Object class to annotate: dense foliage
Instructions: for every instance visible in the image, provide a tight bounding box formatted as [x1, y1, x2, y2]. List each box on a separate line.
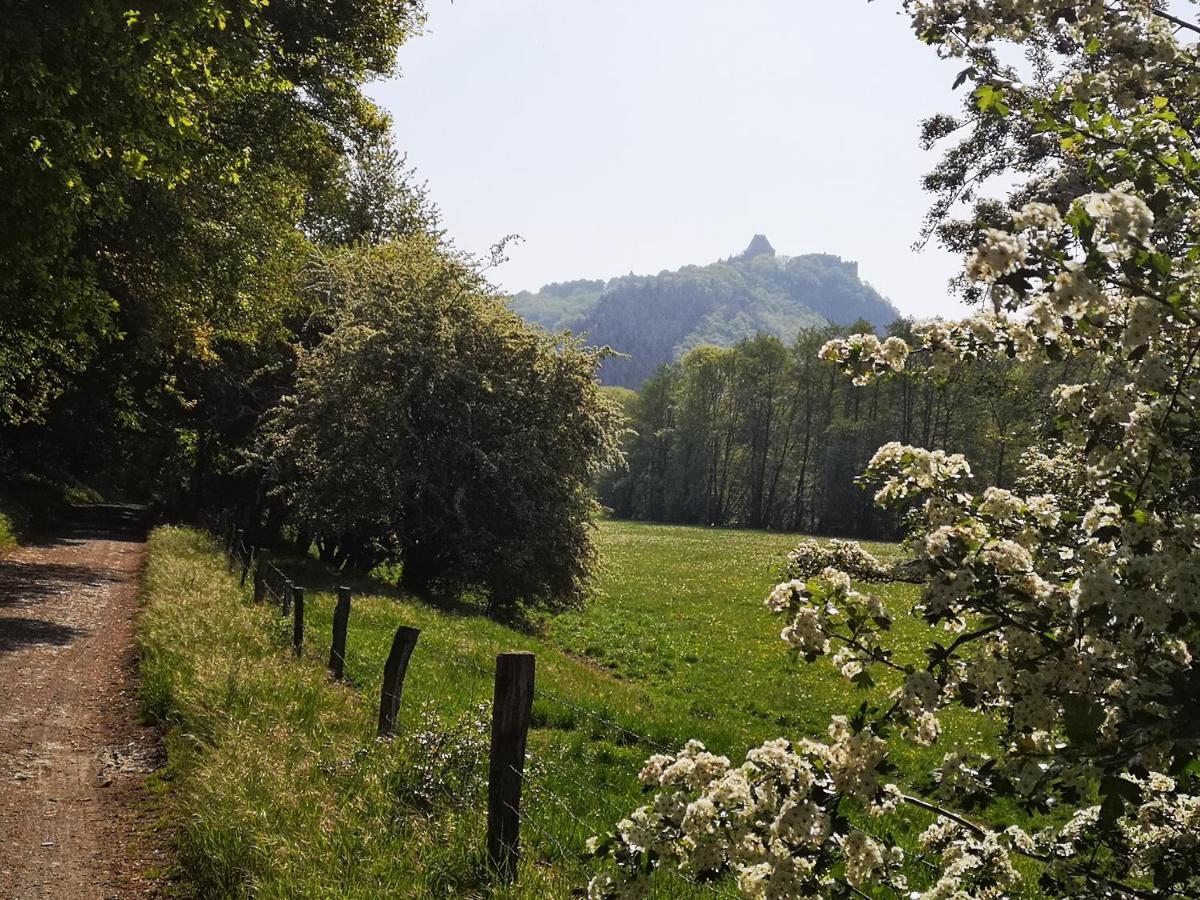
[0, 2, 452, 522]
[1, 3, 623, 611]
[0, 0, 424, 428]
[510, 236, 900, 388]
[258, 238, 623, 608]
[603, 324, 1062, 537]
[592, 2, 1200, 898]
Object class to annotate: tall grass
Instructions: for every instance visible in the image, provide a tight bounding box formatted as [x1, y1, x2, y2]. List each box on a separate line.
[139, 523, 1039, 897]
[140, 527, 718, 897]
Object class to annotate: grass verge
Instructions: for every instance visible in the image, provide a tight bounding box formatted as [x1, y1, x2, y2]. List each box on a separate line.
[141, 526, 711, 898]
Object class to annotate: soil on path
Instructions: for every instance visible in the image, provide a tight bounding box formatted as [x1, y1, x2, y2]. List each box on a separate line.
[0, 507, 163, 899]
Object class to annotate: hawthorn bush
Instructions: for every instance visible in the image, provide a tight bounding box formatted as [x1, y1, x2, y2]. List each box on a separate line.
[260, 236, 623, 610]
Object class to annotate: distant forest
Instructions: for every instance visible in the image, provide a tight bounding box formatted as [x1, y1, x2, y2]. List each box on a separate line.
[598, 322, 1069, 539]
[511, 238, 1062, 540]
[509, 235, 899, 387]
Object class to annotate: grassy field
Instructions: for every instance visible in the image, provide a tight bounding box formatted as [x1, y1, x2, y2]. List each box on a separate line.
[139, 520, 1017, 898]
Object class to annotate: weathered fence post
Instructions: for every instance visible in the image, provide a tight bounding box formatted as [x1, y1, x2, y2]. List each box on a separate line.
[487, 652, 535, 884]
[240, 545, 255, 587]
[282, 581, 293, 617]
[292, 587, 304, 656]
[252, 553, 267, 604]
[328, 587, 352, 679]
[377, 626, 421, 737]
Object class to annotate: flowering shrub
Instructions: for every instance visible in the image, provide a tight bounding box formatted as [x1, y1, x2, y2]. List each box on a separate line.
[396, 702, 490, 812]
[591, 3, 1200, 897]
[784, 539, 893, 584]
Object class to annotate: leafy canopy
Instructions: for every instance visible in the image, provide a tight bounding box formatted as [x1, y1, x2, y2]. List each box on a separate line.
[0, 0, 424, 424]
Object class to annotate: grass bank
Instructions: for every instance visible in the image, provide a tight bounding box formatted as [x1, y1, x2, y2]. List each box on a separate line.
[139, 522, 1026, 897]
[0, 498, 24, 549]
[140, 526, 703, 898]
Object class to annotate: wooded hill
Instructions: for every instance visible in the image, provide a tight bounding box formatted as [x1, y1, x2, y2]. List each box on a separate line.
[508, 235, 901, 387]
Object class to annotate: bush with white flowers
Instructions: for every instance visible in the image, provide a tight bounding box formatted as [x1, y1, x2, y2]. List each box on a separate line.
[783, 539, 894, 584]
[590, 2, 1200, 897]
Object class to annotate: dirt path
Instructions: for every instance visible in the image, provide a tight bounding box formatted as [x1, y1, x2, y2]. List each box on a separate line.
[0, 507, 162, 899]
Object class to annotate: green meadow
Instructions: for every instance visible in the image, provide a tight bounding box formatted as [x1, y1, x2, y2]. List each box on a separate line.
[139, 520, 1014, 898]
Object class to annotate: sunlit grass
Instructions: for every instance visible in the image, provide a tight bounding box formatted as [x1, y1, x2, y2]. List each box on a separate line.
[140, 521, 1035, 897]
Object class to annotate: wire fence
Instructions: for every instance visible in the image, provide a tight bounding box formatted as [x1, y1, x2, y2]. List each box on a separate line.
[214, 522, 752, 895]
[210, 519, 925, 898]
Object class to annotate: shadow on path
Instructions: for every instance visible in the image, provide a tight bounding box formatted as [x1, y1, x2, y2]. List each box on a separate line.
[0, 616, 83, 654]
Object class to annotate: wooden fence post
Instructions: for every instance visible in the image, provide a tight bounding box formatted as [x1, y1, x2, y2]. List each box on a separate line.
[253, 553, 267, 604]
[282, 581, 293, 617]
[377, 626, 421, 737]
[487, 652, 535, 884]
[240, 545, 255, 587]
[292, 587, 304, 656]
[329, 587, 352, 679]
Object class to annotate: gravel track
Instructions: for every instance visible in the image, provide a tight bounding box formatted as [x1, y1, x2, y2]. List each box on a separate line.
[0, 508, 163, 899]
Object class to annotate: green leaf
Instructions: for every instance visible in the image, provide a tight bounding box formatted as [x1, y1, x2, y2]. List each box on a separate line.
[1098, 776, 1142, 829]
[1062, 694, 1104, 747]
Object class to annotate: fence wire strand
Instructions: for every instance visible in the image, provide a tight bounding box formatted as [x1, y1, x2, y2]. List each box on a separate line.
[521, 759, 633, 824]
[534, 684, 676, 753]
[453, 652, 678, 754]
[518, 763, 609, 837]
[503, 799, 578, 867]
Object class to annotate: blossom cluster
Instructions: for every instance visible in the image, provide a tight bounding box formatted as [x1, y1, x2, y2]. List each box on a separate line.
[587, 732, 906, 899]
[784, 538, 892, 583]
[766, 566, 892, 683]
[818, 333, 909, 386]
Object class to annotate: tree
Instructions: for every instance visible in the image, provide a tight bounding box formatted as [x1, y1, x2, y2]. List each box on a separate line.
[600, 322, 1046, 538]
[591, 2, 1200, 897]
[0, 1, 424, 426]
[0, 1, 438, 512]
[259, 236, 623, 609]
[303, 135, 438, 247]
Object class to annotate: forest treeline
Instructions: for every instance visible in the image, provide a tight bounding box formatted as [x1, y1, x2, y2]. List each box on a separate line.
[600, 321, 1074, 538]
[2, 1, 429, 495]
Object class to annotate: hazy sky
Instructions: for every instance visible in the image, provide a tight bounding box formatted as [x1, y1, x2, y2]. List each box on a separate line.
[369, 1, 972, 319]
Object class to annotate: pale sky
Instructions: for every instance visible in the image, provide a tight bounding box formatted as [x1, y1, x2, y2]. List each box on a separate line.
[369, 0, 972, 319]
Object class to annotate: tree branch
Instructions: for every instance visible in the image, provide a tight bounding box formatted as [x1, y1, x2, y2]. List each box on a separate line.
[1150, 8, 1200, 36]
